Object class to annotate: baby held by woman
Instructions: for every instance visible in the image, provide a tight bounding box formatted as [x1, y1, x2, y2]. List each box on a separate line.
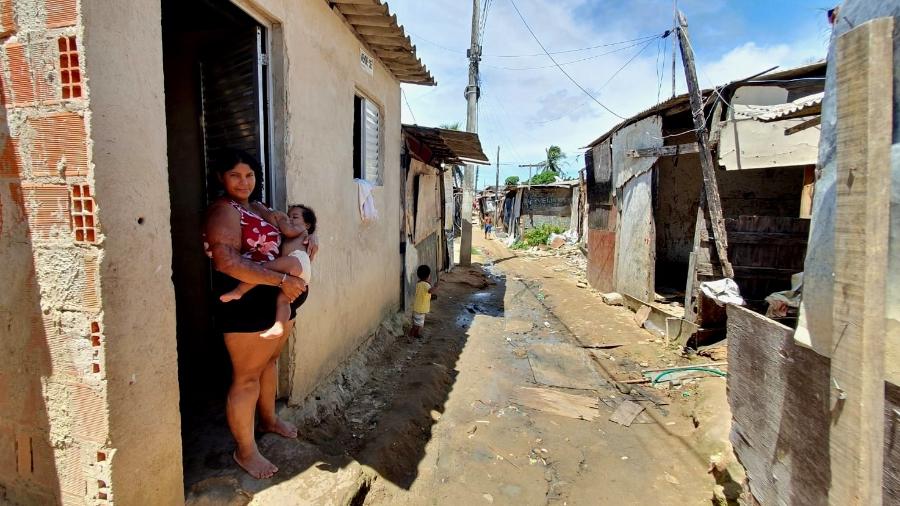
[221, 205, 317, 339]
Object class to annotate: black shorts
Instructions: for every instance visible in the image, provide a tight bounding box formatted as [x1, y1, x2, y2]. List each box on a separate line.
[213, 272, 308, 334]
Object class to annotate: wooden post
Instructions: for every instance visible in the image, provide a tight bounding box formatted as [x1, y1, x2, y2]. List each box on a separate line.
[828, 17, 893, 506]
[676, 11, 733, 278]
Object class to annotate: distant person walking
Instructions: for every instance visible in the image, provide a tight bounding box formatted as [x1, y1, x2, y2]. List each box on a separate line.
[483, 214, 493, 239]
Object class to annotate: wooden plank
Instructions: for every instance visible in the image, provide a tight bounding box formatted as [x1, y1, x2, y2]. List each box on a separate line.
[883, 382, 900, 503]
[785, 116, 821, 136]
[512, 387, 601, 421]
[625, 143, 699, 158]
[527, 343, 608, 390]
[609, 400, 645, 427]
[344, 13, 396, 27]
[676, 11, 733, 278]
[727, 305, 831, 505]
[696, 263, 800, 280]
[829, 17, 893, 505]
[699, 228, 809, 246]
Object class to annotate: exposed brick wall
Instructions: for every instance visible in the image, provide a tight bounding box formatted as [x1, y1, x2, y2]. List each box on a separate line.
[0, 1, 113, 504]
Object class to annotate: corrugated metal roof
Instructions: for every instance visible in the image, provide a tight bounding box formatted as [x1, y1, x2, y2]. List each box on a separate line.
[402, 124, 490, 165]
[734, 92, 824, 121]
[582, 61, 827, 149]
[328, 0, 435, 86]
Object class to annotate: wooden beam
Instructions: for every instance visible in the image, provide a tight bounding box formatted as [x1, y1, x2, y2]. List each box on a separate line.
[677, 11, 733, 278]
[344, 13, 396, 27]
[829, 16, 893, 506]
[785, 116, 822, 136]
[626, 143, 699, 158]
[354, 24, 398, 36]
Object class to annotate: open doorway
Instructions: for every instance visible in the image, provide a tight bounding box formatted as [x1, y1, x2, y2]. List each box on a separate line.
[161, 0, 275, 482]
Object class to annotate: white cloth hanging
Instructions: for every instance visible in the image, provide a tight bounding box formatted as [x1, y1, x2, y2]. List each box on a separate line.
[355, 178, 379, 223]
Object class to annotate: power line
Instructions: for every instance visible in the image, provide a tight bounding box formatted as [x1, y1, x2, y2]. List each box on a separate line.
[507, 0, 627, 120]
[406, 29, 662, 59]
[489, 33, 660, 58]
[401, 88, 418, 124]
[597, 35, 661, 89]
[482, 38, 654, 71]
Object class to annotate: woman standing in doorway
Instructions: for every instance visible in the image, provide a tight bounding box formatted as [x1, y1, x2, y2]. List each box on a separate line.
[204, 149, 318, 479]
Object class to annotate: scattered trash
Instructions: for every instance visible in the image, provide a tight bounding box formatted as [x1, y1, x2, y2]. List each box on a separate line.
[621, 456, 629, 460]
[700, 278, 744, 306]
[664, 472, 680, 486]
[601, 292, 625, 306]
[634, 306, 652, 327]
[609, 400, 646, 427]
[483, 493, 495, 503]
[580, 343, 624, 350]
[543, 321, 551, 328]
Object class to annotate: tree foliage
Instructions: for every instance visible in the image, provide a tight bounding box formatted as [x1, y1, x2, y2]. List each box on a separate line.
[504, 176, 520, 186]
[529, 170, 557, 185]
[439, 122, 462, 131]
[542, 145, 566, 173]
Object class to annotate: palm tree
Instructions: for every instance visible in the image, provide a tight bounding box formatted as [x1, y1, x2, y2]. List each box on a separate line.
[542, 145, 566, 173]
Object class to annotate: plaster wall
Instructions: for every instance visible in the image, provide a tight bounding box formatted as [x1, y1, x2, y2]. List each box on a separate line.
[240, 0, 406, 402]
[81, 0, 184, 503]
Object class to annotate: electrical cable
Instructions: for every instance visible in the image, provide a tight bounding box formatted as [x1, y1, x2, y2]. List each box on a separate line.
[401, 88, 418, 124]
[482, 38, 654, 71]
[507, 0, 626, 119]
[405, 29, 661, 59]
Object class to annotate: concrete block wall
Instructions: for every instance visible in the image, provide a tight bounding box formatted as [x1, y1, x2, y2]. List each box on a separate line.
[0, 1, 113, 503]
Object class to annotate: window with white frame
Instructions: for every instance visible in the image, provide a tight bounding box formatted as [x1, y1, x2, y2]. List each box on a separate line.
[353, 94, 382, 185]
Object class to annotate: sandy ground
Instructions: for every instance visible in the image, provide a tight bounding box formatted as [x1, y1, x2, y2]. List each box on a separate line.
[185, 232, 736, 506]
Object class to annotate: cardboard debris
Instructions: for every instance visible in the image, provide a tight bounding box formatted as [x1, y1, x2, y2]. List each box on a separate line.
[609, 400, 645, 427]
[512, 387, 601, 421]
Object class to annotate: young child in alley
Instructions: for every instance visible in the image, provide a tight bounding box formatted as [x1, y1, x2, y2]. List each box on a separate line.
[410, 265, 439, 338]
[221, 204, 318, 339]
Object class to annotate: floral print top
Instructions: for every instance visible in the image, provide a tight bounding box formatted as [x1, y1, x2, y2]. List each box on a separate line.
[205, 200, 281, 263]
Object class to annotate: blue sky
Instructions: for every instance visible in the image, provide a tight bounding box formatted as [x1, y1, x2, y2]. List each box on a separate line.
[390, 0, 832, 187]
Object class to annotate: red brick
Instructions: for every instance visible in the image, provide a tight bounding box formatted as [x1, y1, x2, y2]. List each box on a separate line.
[20, 183, 71, 241]
[45, 0, 77, 29]
[15, 431, 31, 477]
[70, 183, 97, 243]
[71, 384, 106, 444]
[81, 255, 100, 312]
[58, 36, 82, 100]
[4, 42, 54, 105]
[0, 135, 22, 178]
[30, 113, 88, 178]
[0, 0, 16, 37]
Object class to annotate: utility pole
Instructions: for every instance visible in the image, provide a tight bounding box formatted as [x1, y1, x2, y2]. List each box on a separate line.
[671, 0, 677, 97]
[519, 162, 544, 187]
[459, 0, 481, 266]
[494, 146, 500, 230]
[676, 10, 733, 278]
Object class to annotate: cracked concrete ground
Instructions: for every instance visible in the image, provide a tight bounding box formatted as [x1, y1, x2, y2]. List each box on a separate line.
[185, 233, 730, 505]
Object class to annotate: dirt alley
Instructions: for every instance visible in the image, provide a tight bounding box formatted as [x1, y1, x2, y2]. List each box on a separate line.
[185, 233, 733, 505]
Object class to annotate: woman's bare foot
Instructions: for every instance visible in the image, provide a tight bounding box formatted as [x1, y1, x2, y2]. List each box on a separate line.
[261, 418, 298, 439]
[220, 290, 243, 303]
[233, 449, 278, 479]
[260, 321, 284, 340]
